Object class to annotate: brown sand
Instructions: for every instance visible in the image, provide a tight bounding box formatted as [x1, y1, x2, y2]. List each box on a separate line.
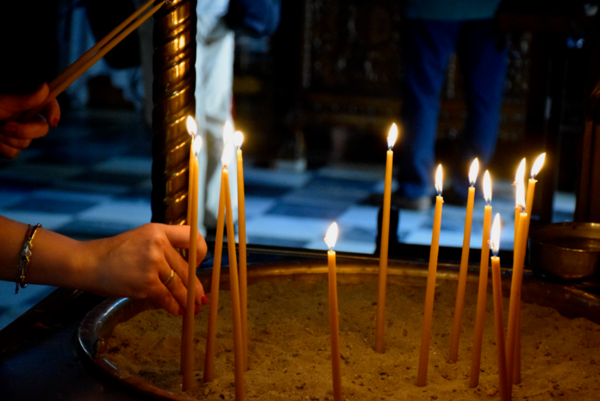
[105, 275, 600, 400]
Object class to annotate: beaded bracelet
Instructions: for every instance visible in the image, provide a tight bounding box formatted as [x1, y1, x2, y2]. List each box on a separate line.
[16, 223, 42, 294]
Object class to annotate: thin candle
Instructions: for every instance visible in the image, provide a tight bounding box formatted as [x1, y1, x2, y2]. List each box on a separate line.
[506, 178, 527, 391]
[376, 123, 398, 353]
[449, 158, 479, 363]
[513, 159, 526, 268]
[470, 170, 493, 388]
[490, 214, 510, 401]
[223, 142, 246, 400]
[182, 116, 201, 392]
[204, 123, 234, 382]
[234, 130, 248, 371]
[325, 222, 343, 401]
[417, 164, 444, 387]
[514, 152, 545, 384]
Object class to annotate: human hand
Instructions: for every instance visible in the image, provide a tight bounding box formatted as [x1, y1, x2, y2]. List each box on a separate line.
[0, 83, 61, 158]
[78, 223, 208, 316]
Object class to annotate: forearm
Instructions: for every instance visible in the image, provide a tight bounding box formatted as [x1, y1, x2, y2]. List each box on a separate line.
[0, 216, 85, 289]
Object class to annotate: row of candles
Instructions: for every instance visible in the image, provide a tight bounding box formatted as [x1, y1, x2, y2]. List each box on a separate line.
[181, 118, 544, 400]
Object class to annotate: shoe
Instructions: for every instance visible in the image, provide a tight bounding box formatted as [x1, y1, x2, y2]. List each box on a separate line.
[390, 193, 432, 211]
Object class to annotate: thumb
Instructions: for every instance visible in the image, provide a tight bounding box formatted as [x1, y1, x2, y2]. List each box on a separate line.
[0, 83, 49, 114]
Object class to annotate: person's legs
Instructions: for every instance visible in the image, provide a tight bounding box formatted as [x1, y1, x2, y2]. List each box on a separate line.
[196, 16, 236, 235]
[399, 20, 461, 205]
[457, 19, 507, 174]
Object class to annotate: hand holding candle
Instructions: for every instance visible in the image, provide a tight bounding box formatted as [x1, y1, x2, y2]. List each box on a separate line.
[490, 213, 510, 401]
[376, 123, 398, 353]
[417, 164, 444, 387]
[449, 158, 479, 363]
[324, 222, 343, 401]
[469, 170, 492, 388]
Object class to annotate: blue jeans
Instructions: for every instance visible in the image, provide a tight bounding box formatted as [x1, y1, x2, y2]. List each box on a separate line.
[398, 19, 508, 199]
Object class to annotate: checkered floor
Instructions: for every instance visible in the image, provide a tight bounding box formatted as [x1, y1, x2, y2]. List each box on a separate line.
[0, 109, 576, 329]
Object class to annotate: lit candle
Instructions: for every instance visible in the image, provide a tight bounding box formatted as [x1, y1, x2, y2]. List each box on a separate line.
[234, 130, 248, 371]
[222, 141, 246, 400]
[203, 176, 226, 383]
[490, 213, 510, 401]
[469, 170, 493, 388]
[182, 116, 202, 391]
[506, 177, 527, 391]
[514, 152, 545, 384]
[417, 164, 444, 387]
[511, 158, 525, 387]
[449, 157, 479, 363]
[324, 222, 343, 401]
[376, 123, 398, 353]
[204, 123, 233, 383]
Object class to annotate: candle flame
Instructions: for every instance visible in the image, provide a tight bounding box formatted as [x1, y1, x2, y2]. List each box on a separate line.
[233, 131, 244, 149]
[387, 123, 398, 150]
[483, 170, 492, 203]
[186, 116, 197, 137]
[324, 222, 339, 250]
[514, 158, 526, 185]
[223, 120, 234, 145]
[435, 164, 443, 195]
[469, 158, 479, 186]
[490, 213, 501, 256]
[531, 153, 546, 178]
[516, 176, 526, 210]
[192, 135, 202, 157]
[221, 140, 234, 166]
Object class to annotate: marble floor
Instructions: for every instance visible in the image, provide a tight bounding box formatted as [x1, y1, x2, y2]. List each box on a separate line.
[0, 109, 576, 330]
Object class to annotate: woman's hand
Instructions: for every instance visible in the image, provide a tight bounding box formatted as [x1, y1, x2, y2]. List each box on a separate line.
[0, 83, 61, 158]
[77, 223, 208, 316]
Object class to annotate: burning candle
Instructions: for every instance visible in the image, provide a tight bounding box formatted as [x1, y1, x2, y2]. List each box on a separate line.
[182, 116, 202, 391]
[506, 177, 527, 391]
[324, 222, 343, 401]
[513, 159, 526, 263]
[222, 140, 246, 400]
[469, 170, 493, 388]
[376, 123, 398, 353]
[204, 122, 235, 382]
[514, 152, 545, 384]
[490, 213, 510, 401]
[449, 158, 479, 363]
[417, 164, 444, 387]
[234, 130, 248, 370]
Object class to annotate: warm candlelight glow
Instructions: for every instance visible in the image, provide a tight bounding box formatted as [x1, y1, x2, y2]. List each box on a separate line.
[324, 222, 339, 250]
[515, 158, 526, 186]
[516, 178, 526, 211]
[223, 120, 234, 145]
[435, 164, 443, 195]
[469, 158, 479, 186]
[490, 213, 501, 256]
[192, 135, 202, 157]
[483, 170, 492, 204]
[234, 131, 244, 149]
[222, 141, 234, 166]
[186, 116, 197, 136]
[387, 123, 398, 149]
[531, 153, 546, 178]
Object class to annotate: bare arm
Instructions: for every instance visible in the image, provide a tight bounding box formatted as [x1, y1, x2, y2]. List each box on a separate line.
[0, 216, 207, 316]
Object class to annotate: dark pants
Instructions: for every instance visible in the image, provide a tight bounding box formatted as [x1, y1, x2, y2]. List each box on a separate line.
[399, 19, 508, 199]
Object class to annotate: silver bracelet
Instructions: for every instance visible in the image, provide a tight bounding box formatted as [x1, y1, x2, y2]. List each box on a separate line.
[16, 223, 42, 294]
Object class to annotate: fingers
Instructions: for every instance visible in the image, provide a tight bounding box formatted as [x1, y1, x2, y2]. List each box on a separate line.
[41, 98, 61, 128]
[0, 134, 33, 150]
[0, 83, 49, 117]
[1, 115, 50, 140]
[164, 244, 206, 307]
[162, 223, 208, 263]
[0, 142, 20, 158]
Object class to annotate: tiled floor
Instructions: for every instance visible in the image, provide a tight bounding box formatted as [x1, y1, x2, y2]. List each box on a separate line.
[0, 109, 576, 330]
